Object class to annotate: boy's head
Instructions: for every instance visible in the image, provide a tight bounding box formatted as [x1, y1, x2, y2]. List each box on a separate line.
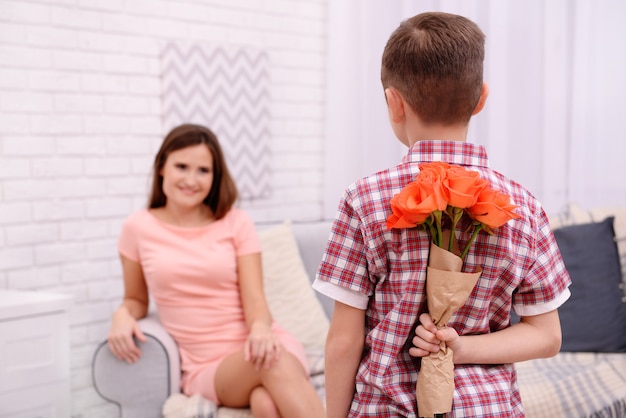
[381, 12, 485, 126]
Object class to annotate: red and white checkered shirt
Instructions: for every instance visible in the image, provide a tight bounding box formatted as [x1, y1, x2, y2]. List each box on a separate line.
[313, 141, 571, 417]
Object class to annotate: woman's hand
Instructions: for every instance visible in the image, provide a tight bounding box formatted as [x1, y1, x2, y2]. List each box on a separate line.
[107, 306, 147, 363]
[245, 321, 281, 371]
[409, 312, 460, 358]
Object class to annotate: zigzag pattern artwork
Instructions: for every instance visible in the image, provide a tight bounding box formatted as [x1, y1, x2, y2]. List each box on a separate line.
[160, 42, 272, 199]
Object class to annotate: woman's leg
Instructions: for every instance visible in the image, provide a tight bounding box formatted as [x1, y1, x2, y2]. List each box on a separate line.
[250, 386, 280, 418]
[214, 348, 325, 418]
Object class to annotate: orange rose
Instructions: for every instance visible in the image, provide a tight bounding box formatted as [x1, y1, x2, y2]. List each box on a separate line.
[386, 166, 447, 229]
[387, 162, 521, 260]
[467, 188, 521, 229]
[414, 164, 448, 210]
[386, 184, 430, 228]
[443, 165, 489, 209]
[418, 161, 451, 175]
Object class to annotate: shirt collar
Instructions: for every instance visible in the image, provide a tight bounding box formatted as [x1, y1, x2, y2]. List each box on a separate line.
[402, 140, 490, 168]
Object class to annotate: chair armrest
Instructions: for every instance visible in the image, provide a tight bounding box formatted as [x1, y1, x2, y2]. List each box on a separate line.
[137, 313, 181, 395]
[92, 312, 181, 418]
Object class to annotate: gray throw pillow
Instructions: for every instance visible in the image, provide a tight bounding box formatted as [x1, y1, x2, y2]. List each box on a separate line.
[554, 217, 626, 352]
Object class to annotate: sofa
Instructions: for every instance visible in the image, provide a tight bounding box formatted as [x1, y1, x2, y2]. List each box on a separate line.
[514, 204, 626, 417]
[93, 206, 626, 418]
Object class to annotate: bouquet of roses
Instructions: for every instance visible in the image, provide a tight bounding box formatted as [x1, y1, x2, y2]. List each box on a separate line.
[386, 161, 521, 418]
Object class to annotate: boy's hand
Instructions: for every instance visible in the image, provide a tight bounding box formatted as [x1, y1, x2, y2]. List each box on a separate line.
[409, 313, 460, 358]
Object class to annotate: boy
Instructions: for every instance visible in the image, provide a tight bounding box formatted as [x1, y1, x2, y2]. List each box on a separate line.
[312, 12, 571, 418]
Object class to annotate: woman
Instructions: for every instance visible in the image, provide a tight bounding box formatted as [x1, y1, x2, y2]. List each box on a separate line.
[107, 124, 325, 418]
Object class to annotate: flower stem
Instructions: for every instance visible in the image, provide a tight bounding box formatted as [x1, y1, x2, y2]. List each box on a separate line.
[433, 210, 443, 247]
[460, 223, 483, 260]
[426, 218, 436, 243]
[448, 207, 463, 252]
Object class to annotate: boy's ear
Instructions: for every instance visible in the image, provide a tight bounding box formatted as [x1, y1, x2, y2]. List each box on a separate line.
[472, 82, 489, 115]
[384, 88, 405, 123]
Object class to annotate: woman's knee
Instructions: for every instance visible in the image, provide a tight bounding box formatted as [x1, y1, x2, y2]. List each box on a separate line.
[250, 386, 280, 418]
[260, 352, 308, 387]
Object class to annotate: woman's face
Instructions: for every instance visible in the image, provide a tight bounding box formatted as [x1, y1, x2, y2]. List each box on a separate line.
[160, 144, 214, 210]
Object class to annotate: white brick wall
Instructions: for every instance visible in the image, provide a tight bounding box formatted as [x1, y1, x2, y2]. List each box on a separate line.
[0, 0, 328, 416]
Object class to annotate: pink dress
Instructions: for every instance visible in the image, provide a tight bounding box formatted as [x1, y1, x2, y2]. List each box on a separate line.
[118, 208, 308, 403]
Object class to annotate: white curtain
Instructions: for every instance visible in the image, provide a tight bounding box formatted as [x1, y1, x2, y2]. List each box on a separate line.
[324, 0, 626, 218]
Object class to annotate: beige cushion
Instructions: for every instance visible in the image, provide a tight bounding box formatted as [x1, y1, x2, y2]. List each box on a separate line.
[258, 220, 330, 351]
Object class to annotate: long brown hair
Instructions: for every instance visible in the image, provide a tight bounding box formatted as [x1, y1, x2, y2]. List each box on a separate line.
[148, 124, 238, 220]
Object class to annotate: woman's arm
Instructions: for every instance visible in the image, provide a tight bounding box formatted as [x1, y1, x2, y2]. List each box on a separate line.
[119, 255, 150, 318]
[237, 252, 280, 370]
[107, 254, 149, 363]
[410, 310, 562, 364]
[325, 301, 366, 418]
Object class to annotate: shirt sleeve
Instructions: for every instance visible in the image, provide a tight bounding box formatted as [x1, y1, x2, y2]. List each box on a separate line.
[118, 212, 141, 262]
[231, 208, 262, 256]
[312, 278, 369, 309]
[314, 189, 374, 307]
[512, 208, 572, 315]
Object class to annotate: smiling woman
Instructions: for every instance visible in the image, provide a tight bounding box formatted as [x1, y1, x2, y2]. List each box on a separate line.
[153, 143, 216, 227]
[148, 125, 238, 222]
[106, 124, 326, 418]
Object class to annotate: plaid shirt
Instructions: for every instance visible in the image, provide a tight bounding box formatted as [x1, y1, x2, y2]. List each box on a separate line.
[314, 141, 571, 417]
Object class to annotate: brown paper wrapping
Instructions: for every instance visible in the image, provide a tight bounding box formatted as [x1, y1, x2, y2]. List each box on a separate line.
[415, 241, 481, 418]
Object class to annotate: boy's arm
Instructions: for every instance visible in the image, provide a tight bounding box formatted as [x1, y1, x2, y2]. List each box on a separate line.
[411, 310, 562, 364]
[325, 301, 366, 418]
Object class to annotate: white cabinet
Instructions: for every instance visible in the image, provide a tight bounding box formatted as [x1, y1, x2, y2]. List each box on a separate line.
[0, 290, 73, 418]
